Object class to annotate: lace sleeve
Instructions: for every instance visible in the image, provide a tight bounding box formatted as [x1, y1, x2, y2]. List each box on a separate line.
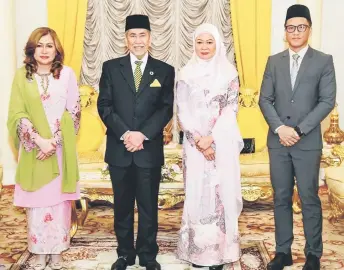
[53, 69, 81, 146]
[66, 69, 81, 134]
[53, 120, 62, 146]
[227, 77, 240, 114]
[68, 98, 81, 134]
[17, 118, 40, 152]
[52, 96, 80, 146]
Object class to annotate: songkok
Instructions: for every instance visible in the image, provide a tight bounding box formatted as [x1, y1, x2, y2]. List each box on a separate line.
[285, 4, 312, 25]
[125, 14, 151, 31]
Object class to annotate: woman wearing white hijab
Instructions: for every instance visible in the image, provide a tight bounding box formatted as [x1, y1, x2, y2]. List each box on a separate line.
[176, 23, 243, 269]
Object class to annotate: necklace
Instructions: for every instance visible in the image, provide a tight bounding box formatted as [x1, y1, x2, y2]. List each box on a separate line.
[37, 73, 51, 100]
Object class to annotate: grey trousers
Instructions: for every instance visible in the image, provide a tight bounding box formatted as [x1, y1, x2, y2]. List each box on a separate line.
[268, 146, 322, 258]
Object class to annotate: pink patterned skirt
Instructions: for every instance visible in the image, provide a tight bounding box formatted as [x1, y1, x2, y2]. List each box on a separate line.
[26, 201, 71, 254]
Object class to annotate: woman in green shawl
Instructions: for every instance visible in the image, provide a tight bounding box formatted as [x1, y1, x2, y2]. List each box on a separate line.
[7, 27, 80, 270]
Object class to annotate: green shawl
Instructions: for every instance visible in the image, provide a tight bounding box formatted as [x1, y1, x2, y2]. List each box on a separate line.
[7, 67, 79, 192]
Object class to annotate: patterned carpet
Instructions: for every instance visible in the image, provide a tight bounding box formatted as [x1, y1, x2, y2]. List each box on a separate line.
[10, 236, 269, 270]
[1, 186, 344, 269]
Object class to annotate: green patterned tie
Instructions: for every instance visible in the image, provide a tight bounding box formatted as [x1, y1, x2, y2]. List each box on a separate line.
[134, 60, 143, 91]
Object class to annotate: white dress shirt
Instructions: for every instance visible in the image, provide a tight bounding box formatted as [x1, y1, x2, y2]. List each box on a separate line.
[275, 45, 309, 133]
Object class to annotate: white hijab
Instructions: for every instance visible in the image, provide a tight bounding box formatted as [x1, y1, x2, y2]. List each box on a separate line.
[179, 23, 238, 96]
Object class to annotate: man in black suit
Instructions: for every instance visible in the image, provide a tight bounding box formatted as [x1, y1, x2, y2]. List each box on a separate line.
[97, 15, 175, 270]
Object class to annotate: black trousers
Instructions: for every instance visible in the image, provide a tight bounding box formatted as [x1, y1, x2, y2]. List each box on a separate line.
[109, 163, 161, 265]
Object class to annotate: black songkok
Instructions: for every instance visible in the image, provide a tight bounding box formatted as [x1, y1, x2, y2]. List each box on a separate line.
[285, 4, 312, 25]
[125, 14, 151, 31]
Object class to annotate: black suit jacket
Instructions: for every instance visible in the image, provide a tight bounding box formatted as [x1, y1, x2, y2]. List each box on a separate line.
[97, 54, 175, 168]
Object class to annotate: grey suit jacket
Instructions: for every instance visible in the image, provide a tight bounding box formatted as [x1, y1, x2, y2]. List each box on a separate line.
[259, 47, 336, 150]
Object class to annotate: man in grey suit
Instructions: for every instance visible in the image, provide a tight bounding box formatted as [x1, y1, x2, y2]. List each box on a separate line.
[259, 5, 336, 270]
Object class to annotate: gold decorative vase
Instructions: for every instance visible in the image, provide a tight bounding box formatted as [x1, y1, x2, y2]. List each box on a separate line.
[324, 103, 344, 145]
[163, 120, 173, 145]
[239, 88, 259, 108]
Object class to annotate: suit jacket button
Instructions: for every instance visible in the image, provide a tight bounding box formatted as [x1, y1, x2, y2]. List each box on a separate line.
[291, 100, 294, 103]
[287, 116, 291, 119]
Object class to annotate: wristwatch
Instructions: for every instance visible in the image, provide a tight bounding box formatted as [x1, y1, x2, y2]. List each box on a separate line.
[294, 126, 304, 137]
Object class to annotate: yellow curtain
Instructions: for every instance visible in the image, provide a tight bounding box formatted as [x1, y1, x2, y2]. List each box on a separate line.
[230, 0, 271, 151]
[47, 0, 87, 80]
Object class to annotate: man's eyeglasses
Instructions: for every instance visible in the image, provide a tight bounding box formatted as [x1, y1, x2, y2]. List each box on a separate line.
[285, 24, 310, 33]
